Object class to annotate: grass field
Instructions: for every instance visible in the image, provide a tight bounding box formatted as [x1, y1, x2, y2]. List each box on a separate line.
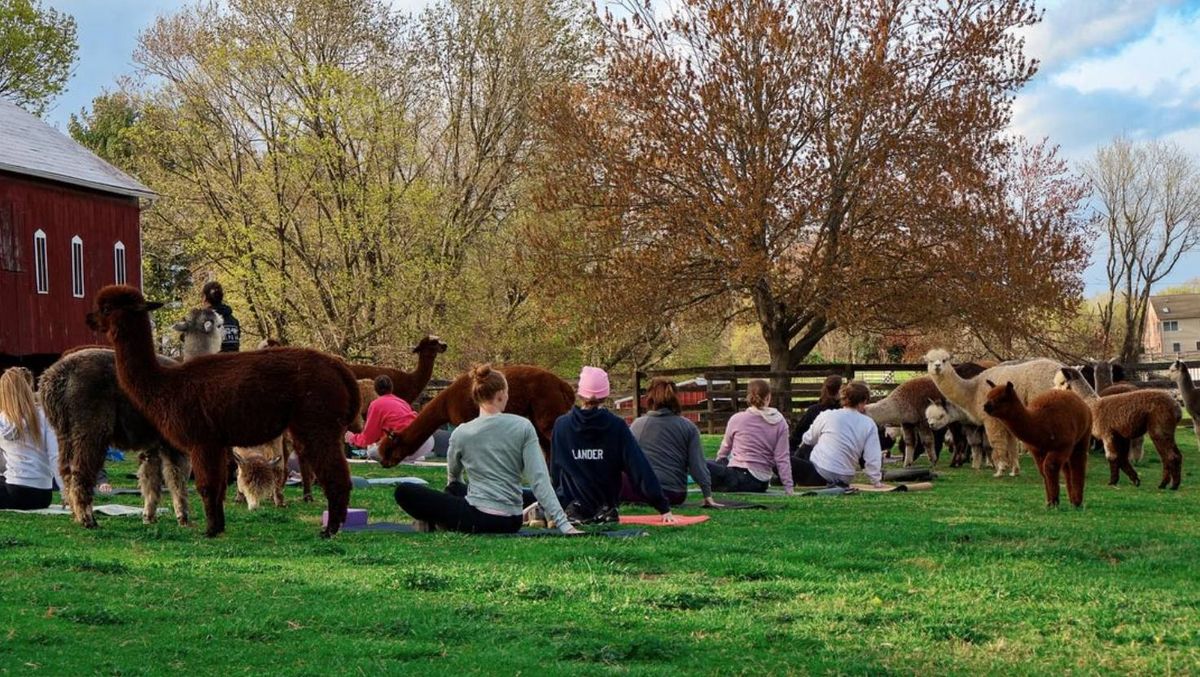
[2, 432, 1199, 675]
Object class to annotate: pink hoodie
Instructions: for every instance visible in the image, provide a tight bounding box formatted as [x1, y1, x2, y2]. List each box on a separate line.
[716, 407, 793, 491]
[347, 394, 416, 448]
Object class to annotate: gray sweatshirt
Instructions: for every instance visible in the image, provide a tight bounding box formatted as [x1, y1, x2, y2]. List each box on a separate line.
[629, 409, 711, 498]
[447, 412, 573, 533]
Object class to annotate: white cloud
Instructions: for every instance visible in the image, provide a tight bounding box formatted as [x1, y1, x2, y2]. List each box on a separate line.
[1023, 0, 1186, 74]
[1053, 10, 1200, 98]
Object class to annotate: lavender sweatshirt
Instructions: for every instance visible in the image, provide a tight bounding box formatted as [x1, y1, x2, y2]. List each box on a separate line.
[716, 408, 793, 491]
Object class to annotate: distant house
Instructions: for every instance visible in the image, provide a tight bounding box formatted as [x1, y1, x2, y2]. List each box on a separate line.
[0, 99, 155, 373]
[1143, 294, 1200, 359]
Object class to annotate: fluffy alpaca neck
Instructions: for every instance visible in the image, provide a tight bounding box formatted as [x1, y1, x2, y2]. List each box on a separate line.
[1177, 366, 1198, 406]
[930, 367, 977, 413]
[992, 403, 1051, 448]
[397, 384, 452, 454]
[111, 313, 169, 408]
[1094, 363, 1113, 392]
[865, 396, 902, 426]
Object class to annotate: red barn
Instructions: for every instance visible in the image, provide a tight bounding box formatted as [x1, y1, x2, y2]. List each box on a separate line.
[0, 99, 154, 374]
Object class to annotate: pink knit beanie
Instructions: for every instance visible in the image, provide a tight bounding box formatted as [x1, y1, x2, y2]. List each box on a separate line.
[577, 366, 610, 400]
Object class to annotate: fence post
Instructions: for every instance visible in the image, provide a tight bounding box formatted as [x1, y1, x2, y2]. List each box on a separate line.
[730, 375, 740, 411]
[632, 367, 644, 418]
[705, 373, 715, 434]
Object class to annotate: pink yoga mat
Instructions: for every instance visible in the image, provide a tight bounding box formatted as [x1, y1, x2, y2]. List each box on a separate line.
[619, 514, 710, 527]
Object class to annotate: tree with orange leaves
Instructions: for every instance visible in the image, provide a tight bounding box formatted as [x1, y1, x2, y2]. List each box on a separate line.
[533, 0, 1092, 393]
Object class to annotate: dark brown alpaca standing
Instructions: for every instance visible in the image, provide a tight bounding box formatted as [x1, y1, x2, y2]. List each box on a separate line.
[983, 381, 1092, 508]
[349, 336, 448, 402]
[375, 365, 574, 467]
[87, 285, 360, 537]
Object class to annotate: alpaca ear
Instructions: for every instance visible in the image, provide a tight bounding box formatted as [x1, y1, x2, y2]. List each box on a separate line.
[85, 312, 101, 330]
[232, 450, 246, 464]
[1006, 382, 1015, 393]
[171, 321, 188, 332]
[986, 379, 996, 388]
[269, 456, 283, 467]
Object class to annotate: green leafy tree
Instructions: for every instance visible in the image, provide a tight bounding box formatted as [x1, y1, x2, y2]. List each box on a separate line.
[0, 0, 77, 115]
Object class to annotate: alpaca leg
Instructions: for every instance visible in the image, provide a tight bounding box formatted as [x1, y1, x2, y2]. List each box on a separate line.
[137, 450, 164, 524]
[66, 435, 105, 529]
[193, 449, 228, 538]
[1130, 435, 1145, 464]
[917, 424, 938, 466]
[1109, 435, 1139, 486]
[162, 450, 191, 526]
[1103, 437, 1122, 485]
[984, 422, 1008, 477]
[901, 424, 917, 467]
[1151, 433, 1182, 490]
[1066, 440, 1088, 508]
[1007, 439, 1021, 477]
[300, 438, 351, 537]
[1040, 453, 1062, 507]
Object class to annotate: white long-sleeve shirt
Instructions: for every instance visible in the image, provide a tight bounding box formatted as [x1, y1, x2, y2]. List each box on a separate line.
[801, 408, 882, 485]
[0, 408, 63, 491]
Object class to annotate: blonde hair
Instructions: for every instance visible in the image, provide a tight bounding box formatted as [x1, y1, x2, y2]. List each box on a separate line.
[0, 369, 42, 447]
[747, 379, 771, 408]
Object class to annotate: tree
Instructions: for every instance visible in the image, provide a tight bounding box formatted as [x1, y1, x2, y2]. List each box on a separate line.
[68, 90, 140, 169]
[535, 0, 1091, 399]
[0, 0, 77, 115]
[1087, 138, 1200, 363]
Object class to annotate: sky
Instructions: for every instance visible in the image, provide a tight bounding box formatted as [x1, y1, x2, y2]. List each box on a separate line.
[38, 0, 1200, 295]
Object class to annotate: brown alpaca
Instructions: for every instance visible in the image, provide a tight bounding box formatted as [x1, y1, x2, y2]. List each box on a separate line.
[348, 336, 448, 403]
[1056, 368, 1183, 490]
[87, 285, 360, 537]
[376, 365, 574, 467]
[983, 381, 1092, 508]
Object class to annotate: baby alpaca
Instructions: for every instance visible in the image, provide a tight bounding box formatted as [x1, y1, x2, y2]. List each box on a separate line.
[983, 381, 1092, 508]
[232, 438, 287, 510]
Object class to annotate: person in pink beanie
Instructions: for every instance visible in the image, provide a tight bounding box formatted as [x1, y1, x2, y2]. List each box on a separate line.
[550, 366, 676, 524]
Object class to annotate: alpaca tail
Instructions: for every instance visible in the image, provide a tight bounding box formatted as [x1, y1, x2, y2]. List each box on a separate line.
[339, 363, 363, 433]
[37, 359, 72, 437]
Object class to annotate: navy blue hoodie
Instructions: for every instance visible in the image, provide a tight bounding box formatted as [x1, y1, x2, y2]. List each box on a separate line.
[552, 406, 670, 515]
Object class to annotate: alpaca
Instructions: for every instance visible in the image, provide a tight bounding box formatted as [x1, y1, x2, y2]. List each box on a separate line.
[232, 437, 286, 510]
[866, 377, 942, 467]
[376, 365, 575, 467]
[1170, 359, 1200, 446]
[924, 349, 1065, 477]
[87, 285, 360, 537]
[982, 381, 1092, 507]
[348, 336, 448, 403]
[39, 309, 223, 528]
[172, 308, 223, 361]
[925, 397, 992, 469]
[1055, 367, 1183, 489]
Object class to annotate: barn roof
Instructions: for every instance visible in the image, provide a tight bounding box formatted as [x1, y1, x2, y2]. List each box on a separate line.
[1149, 293, 1200, 320]
[0, 98, 155, 200]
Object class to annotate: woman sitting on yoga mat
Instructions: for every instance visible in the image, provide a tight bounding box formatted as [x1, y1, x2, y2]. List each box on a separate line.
[794, 381, 884, 488]
[707, 379, 794, 495]
[393, 365, 581, 534]
[628, 378, 720, 507]
[789, 375, 842, 457]
[0, 368, 63, 510]
[552, 367, 676, 524]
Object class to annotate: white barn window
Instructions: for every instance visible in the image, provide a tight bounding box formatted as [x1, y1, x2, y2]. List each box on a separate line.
[34, 229, 48, 294]
[71, 235, 84, 298]
[114, 241, 127, 284]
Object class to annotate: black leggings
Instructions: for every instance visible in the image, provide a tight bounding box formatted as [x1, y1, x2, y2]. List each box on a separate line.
[706, 462, 769, 493]
[791, 456, 837, 487]
[0, 479, 53, 510]
[394, 483, 521, 534]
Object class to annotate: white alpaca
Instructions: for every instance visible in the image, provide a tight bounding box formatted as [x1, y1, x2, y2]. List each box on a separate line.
[925, 398, 992, 469]
[924, 349, 1064, 477]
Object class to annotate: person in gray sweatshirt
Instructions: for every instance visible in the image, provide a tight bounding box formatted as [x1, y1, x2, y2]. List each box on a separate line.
[626, 378, 720, 507]
[393, 364, 581, 534]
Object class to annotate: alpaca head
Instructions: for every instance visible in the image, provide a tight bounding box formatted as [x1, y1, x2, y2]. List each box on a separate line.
[257, 338, 283, 349]
[925, 397, 951, 429]
[376, 429, 407, 468]
[87, 285, 164, 334]
[981, 380, 1018, 417]
[172, 308, 223, 356]
[413, 335, 448, 356]
[1168, 359, 1187, 381]
[924, 349, 952, 376]
[232, 442, 284, 511]
[1054, 367, 1093, 397]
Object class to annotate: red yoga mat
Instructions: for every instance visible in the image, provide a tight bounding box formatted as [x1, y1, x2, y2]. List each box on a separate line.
[619, 514, 710, 527]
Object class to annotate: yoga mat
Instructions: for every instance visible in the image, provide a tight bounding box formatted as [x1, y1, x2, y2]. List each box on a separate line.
[4, 504, 166, 517]
[619, 514, 709, 527]
[341, 522, 647, 538]
[409, 461, 448, 468]
[691, 487, 789, 496]
[364, 476, 428, 486]
[686, 500, 767, 510]
[109, 488, 143, 496]
[799, 486, 855, 496]
[850, 482, 934, 493]
[883, 468, 938, 482]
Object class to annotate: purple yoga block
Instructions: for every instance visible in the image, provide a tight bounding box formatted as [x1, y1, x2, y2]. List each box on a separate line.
[323, 508, 368, 528]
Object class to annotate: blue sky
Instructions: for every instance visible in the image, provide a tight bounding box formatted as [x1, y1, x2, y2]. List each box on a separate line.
[40, 0, 1200, 295]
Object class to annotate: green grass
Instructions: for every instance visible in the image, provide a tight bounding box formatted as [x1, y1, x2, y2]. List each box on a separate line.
[2, 432, 1199, 675]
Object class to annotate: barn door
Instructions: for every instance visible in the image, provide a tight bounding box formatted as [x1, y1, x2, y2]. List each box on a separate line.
[0, 200, 21, 272]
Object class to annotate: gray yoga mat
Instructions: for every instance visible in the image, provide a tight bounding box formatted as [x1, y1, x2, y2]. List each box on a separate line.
[341, 522, 648, 538]
[4, 504, 165, 517]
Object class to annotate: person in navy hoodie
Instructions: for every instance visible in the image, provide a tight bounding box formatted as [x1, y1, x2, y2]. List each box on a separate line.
[551, 366, 676, 525]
